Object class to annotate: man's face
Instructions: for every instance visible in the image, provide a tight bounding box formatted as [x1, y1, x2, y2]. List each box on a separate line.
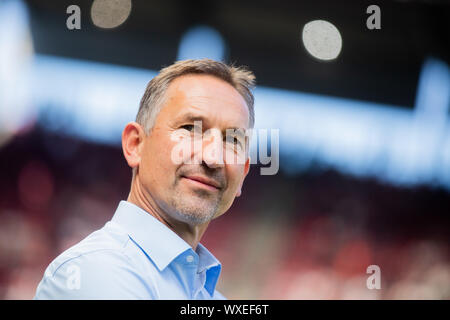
[138, 74, 250, 225]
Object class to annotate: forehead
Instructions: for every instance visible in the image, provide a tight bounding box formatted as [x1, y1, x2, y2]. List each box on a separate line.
[162, 74, 250, 129]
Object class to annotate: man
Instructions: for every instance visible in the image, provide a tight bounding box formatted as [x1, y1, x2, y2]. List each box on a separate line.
[34, 59, 256, 299]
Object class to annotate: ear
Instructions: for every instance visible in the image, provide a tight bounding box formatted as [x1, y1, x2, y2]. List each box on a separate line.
[236, 156, 250, 197]
[122, 122, 146, 170]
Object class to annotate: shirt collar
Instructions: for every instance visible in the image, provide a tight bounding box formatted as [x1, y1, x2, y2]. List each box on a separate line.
[196, 243, 221, 273]
[111, 201, 222, 279]
[196, 243, 222, 296]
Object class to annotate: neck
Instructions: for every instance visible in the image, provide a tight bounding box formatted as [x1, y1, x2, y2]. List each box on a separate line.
[127, 174, 209, 250]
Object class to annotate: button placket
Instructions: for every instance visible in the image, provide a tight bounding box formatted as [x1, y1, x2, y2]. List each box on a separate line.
[181, 252, 199, 299]
[192, 270, 206, 299]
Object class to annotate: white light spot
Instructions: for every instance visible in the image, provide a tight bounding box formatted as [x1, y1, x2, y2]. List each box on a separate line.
[186, 255, 194, 263]
[90, 0, 132, 29]
[302, 20, 342, 61]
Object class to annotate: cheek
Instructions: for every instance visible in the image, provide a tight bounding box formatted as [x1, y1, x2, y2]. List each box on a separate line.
[141, 133, 178, 186]
[224, 165, 245, 196]
[170, 134, 197, 165]
[215, 166, 245, 215]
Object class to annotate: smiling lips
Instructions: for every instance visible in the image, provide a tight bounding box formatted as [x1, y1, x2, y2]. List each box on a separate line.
[182, 175, 222, 191]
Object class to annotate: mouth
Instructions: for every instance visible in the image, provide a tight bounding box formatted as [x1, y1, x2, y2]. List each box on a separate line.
[181, 175, 222, 191]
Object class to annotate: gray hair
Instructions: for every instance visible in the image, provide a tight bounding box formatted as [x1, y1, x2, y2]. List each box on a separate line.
[135, 58, 256, 133]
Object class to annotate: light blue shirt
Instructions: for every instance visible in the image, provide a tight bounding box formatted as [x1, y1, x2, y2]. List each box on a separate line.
[34, 201, 225, 299]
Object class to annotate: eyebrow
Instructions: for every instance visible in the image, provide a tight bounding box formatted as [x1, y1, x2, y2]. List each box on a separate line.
[177, 112, 206, 123]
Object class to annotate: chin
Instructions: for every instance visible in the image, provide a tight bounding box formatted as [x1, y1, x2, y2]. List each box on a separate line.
[174, 210, 214, 225]
[169, 201, 217, 225]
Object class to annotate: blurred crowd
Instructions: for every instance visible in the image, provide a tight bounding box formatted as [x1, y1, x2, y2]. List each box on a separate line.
[0, 128, 449, 299]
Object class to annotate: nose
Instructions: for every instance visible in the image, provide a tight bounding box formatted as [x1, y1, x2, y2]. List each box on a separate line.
[201, 130, 224, 169]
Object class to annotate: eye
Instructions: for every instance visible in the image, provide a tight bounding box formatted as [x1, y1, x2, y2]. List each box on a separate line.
[225, 135, 244, 150]
[180, 124, 194, 132]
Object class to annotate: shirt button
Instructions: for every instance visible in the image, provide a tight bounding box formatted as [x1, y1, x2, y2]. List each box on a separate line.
[186, 255, 194, 263]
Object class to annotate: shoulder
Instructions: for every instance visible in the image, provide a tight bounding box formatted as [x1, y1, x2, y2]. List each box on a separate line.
[34, 222, 157, 299]
[42, 221, 129, 277]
